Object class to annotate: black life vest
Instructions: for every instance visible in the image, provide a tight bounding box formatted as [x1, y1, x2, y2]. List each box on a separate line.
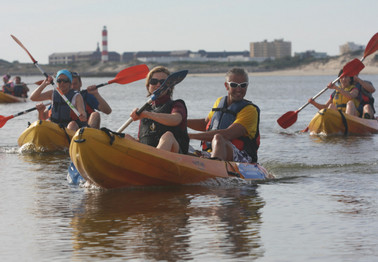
[13, 84, 25, 97]
[50, 89, 78, 127]
[204, 96, 260, 162]
[138, 99, 189, 154]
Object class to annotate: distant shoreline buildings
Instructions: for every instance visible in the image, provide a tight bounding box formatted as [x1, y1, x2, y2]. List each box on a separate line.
[48, 26, 363, 65]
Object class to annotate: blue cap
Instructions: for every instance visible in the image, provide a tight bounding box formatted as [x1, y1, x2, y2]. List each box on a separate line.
[56, 69, 72, 83]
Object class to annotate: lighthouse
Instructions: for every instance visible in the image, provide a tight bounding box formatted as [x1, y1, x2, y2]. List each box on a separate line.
[101, 26, 108, 62]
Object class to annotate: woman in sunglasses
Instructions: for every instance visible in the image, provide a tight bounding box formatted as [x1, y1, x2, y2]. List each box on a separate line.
[129, 66, 189, 154]
[187, 67, 260, 163]
[30, 69, 87, 131]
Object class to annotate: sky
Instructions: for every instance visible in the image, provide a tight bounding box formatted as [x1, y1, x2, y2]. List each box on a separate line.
[1, 0, 377, 64]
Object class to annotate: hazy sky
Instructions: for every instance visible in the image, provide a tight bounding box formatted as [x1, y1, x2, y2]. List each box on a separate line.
[2, 0, 377, 64]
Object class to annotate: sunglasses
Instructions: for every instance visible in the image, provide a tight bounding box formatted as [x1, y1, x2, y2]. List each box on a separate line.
[149, 78, 166, 85]
[57, 79, 70, 84]
[227, 82, 248, 89]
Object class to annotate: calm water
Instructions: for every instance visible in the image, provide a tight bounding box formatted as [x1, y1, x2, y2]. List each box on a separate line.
[0, 73, 377, 261]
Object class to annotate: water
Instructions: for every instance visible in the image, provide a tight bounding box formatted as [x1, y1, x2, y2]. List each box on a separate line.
[1, 73, 378, 261]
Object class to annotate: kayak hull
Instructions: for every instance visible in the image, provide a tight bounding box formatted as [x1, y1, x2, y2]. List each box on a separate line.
[308, 109, 378, 135]
[0, 92, 27, 103]
[69, 128, 273, 189]
[18, 120, 75, 152]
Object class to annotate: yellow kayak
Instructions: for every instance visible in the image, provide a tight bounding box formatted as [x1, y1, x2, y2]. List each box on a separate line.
[308, 108, 378, 135]
[18, 120, 75, 152]
[0, 92, 27, 103]
[69, 127, 274, 189]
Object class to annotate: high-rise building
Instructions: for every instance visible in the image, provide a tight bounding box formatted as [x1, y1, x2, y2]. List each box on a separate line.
[250, 39, 291, 59]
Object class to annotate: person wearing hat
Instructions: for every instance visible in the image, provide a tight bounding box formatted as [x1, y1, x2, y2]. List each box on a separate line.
[30, 69, 87, 131]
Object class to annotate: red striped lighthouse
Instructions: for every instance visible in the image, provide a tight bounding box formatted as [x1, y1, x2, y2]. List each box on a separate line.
[101, 26, 108, 62]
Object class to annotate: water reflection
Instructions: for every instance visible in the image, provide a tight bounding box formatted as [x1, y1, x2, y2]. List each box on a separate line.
[70, 186, 265, 260]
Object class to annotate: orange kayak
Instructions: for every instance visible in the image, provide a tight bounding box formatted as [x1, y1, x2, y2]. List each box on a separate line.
[69, 127, 274, 189]
[18, 120, 75, 152]
[0, 91, 27, 103]
[308, 108, 378, 135]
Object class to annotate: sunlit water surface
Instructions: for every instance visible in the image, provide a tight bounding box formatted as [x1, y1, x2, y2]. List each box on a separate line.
[0, 74, 377, 261]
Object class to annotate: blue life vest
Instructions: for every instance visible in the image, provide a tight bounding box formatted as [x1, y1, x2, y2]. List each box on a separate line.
[204, 96, 260, 162]
[50, 89, 78, 127]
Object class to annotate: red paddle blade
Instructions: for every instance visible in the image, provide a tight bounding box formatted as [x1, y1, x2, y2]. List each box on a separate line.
[10, 35, 37, 63]
[0, 115, 14, 128]
[277, 110, 298, 129]
[363, 32, 378, 59]
[108, 64, 149, 85]
[340, 58, 365, 77]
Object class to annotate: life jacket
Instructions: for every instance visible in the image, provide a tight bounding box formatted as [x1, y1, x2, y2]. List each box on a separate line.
[356, 81, 375, 113]
[49, 89, 78, 127]
[13, 84, 25, 97]
[138, 99, 189, 154]
[203, 96, 260, 163]
[80, 90, 96, 117]
[2, 82, 13, 94]
[331, 85, 360, 113]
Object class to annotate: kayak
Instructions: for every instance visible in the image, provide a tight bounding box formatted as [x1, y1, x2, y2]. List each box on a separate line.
[18, 120, 75, 152]
[308, 108, 378, 135]
[0, 91, 27, 103]
[69, 127, 274, 189]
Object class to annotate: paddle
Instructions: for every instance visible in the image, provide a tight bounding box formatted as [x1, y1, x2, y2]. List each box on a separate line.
[277, 59, 365, 129]
[116, 70, 189, 133]
[0, 103, 51, 128]
[11, 34, 81, 117]
[25, 80, 44, 85]
[277, 33, 378, 129]
[95, 64, 149, 88]
[360, 32, 378, 62]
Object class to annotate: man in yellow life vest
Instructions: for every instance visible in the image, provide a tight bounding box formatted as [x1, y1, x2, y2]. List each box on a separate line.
[308, 69, 360, 116]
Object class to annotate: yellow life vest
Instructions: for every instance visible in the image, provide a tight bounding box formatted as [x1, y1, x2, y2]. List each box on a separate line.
[332, 85, 360, 112]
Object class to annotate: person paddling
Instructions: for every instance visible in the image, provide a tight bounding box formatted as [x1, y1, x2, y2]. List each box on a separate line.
[127, 66, 189, 154]
[308, 69, 360, 117]
[71, 72, 112, 129]
[30, 69, 87, 131]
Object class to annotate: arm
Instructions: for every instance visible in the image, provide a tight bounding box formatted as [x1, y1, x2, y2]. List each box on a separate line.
[354, 76, 375, 93]
[36, 103, 48, 121]
[74, 94, 88, 122]
[308, 97, 332, 110]
[30, 76, 53, 101]
[87, 85, 112, 114]
[187, 118, 208, 131]
[131, 109, 182, 126]
[189, 123, 247, 142]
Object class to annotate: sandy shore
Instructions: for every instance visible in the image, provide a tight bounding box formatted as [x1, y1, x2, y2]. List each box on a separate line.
[191, 54, 378, 77]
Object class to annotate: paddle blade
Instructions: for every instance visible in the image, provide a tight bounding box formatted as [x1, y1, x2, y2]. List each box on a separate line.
[108, 64, 149, 85]
[151, 70, 188, 99]
[363, 32, 378, 59]
[340, 58, 365, 77]
[0, 115, 14, 128]
[277, 110, 298, 129]
[10, 35, 37, 63]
